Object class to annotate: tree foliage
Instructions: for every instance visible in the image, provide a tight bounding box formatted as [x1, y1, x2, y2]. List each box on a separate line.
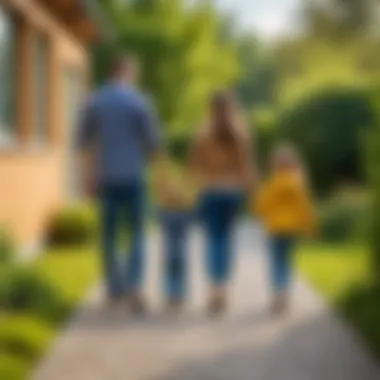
[303, 0, 378, 40]
[272, 0, 380, 107]
[93, 0, 239, 133]
[235, 35, 276, 109]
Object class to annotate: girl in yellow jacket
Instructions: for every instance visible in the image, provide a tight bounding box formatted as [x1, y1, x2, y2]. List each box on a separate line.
[254, 143, 316, 314]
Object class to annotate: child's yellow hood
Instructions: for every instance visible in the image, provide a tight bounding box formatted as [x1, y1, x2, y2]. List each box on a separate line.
[267, 170, 304, 193]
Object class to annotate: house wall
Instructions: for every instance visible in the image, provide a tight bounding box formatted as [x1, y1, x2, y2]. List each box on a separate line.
[0, 0, 89, 249]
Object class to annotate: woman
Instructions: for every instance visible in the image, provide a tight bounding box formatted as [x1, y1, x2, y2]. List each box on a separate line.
[188, 90, 254, 315]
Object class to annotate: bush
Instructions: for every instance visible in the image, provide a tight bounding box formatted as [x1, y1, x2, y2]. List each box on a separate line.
[0, 353, 30, 380]
[1, 266, 68, 323]
[339, 283, 380, 358]
[278, 87, 375, 194]
[0, 315, 53, 359]
[46, 203, 97, 247]
[318, 189, 370, 243]
[0, 228, 15, 265]
[0, 265, 13, 310]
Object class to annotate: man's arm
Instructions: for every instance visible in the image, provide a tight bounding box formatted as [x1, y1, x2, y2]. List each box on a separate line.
[136, 96, 163, 160]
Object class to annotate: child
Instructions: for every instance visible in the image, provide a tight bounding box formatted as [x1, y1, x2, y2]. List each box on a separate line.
[254, 143, 316, 315]
[155, 159, 195, 313]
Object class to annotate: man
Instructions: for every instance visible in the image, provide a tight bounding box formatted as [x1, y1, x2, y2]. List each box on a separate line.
[77, 54, 162, 312]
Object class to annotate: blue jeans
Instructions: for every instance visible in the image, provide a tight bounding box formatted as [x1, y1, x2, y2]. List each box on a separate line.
[99, 181, 145, 297]
[199, 190, 242, 285]
[269, 236, 295, 292]
[159, 210, 191, 300]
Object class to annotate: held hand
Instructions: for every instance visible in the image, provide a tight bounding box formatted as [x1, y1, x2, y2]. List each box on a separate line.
[84, 175, 96, 198]
[243, 174, 258, 195]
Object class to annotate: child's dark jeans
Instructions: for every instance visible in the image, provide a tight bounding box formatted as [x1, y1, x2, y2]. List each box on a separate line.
[269, 236, 295, 292]
[159, 209, 191, 301]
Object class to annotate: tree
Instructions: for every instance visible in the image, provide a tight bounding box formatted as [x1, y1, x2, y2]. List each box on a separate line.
[303, 0, 377, 40]
[272, 0, 380, 107]
[92, 0, 239, 134]
[235, 35, 277, 109]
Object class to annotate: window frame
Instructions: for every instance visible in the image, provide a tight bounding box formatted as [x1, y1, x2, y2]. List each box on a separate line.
[0, 6, 17, 150]
[31, 28, 51, 147]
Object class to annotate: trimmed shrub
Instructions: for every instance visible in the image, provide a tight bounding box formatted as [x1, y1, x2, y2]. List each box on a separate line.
[0, 315, 53, 359]
[0, 265, 12, 310]
[278, 88, 375, 195]
[319, 204, 356, 243]
[0, 353, 30, 380]
[339, 283, 380, 358]
[0, 228, 15, 265]
[2, 266, 68, 323]
[46, 203, 97, 247]
[318, 189, 370, 243]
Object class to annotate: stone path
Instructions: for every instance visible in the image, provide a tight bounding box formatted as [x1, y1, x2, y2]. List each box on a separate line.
[32, 222, 380, 380]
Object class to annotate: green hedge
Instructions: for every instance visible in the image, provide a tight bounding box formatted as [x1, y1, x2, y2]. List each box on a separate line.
[0, 315, 54, 360]
[339, 283, 380, 358]
[1, 266, 68, 324]
[0, 353, 30, 380]
[318, 189, 370, 243]
[46, 203, 97, 247]
[0, 240, 98, 379]
[278, 87, 375, 195]
[0, 228, 15, 265]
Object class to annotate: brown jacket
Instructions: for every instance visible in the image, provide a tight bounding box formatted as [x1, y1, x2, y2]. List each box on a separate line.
[188, 127, 254, 190]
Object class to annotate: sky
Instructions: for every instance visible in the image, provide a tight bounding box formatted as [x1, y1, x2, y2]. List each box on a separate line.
[216, 0, 303, 39]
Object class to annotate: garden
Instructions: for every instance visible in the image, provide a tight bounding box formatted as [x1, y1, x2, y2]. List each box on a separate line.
[0, 204, 99, 380]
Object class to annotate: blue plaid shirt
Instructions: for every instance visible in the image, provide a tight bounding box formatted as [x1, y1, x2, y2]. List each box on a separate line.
[77, 83, 161, 184]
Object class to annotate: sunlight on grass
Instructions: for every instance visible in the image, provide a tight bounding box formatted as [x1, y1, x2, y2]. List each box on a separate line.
[296, 242, 380, 358]
[1, 245, 100, 380]
[296, 243, 372, 303]
[34, 246, 99, 305]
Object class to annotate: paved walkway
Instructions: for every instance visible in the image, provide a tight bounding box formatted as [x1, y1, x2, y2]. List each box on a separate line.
[33, 222, 380, 380]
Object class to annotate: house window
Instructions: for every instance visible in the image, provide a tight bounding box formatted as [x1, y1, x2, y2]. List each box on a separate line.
[32, 32, 49, 144]
[0, 8, 16, 147]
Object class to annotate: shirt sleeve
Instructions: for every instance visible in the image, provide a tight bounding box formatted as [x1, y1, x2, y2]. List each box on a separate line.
[76, 97, 97, 151]
[136, 96, 162, 155]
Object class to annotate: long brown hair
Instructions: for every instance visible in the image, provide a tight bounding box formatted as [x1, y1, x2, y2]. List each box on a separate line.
[209, 90, 245, 147]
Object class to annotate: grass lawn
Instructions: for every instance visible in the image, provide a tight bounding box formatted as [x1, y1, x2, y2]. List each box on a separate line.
[35, 245, 99, 305]
[1, 245, 99, 380]
[296, 242, 380, 359]
[296, 243, 372, 303]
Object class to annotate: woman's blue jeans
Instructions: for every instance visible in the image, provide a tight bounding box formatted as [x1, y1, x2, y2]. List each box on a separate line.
[269, 236, 295, 292]
[199, 191, 242, 286]
[99, 181, 145, 297]
[159, 210, 191, 300]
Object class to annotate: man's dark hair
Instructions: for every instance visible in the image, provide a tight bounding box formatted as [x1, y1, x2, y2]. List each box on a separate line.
[109, 52, 138, 76]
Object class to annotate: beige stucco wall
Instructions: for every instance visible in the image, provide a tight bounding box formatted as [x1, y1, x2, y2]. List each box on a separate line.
[0, 0, 89, 248]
